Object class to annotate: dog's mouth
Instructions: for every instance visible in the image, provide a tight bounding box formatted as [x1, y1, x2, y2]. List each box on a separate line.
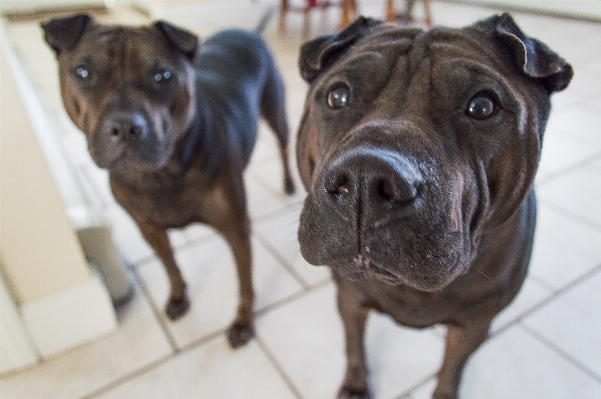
[325, 249, 469, 290]
[90, 137, 173, 172]
[342, 255, 402, 283]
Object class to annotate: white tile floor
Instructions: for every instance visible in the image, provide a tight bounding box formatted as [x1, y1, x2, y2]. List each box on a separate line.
[1, 1, 601, 398]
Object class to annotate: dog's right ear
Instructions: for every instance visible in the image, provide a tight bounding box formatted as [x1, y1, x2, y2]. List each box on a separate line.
[299, 17, 382, 82]
[41, 14, 91, 56]
[154, 21, 199, 61]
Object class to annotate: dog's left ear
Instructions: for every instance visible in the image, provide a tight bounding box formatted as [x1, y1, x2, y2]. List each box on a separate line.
[41, 14, 91, 56]
[299, 17, 382, 82]
[154, 21, 198, 61]
[494, 13, 573, 93]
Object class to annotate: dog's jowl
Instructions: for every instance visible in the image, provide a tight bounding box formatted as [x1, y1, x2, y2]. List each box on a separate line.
[296, 14, 572, 399]
[42, 14, 295, 348]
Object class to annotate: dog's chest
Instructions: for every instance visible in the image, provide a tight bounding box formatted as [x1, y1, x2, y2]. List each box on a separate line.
[357, 279, 466, 327]
[109, 169, 212, 228]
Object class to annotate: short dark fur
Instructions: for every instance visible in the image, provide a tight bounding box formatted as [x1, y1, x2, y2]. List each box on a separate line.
[296, 14, 571, 398]
[42, 14, 295, 347]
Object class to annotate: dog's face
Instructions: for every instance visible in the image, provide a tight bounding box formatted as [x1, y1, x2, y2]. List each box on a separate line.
[296, 15, 571, 291]
[42, 14, 198, 171]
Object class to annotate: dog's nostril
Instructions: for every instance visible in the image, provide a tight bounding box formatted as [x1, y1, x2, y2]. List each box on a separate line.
[111, 127, 120, 137]
[337, 183, 350, 195]
[325, 174, 351, 196]
[377, 180, 395, 202]
[128, 126, 141, 140]
[376, 179, 418, 206]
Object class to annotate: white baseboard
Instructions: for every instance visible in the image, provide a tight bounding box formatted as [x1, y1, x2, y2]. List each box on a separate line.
[0, 275, 40, 375]
[20, 273, 117, 359]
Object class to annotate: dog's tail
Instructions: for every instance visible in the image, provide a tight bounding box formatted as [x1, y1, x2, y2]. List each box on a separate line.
[255, 7, 275, 34]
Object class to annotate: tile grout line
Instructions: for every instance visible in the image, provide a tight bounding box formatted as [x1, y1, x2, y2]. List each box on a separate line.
[537, 198, 601, 232]
[521, 322, 601, 384]
[536, 149, 601, 186]
[490, 263, 601, 340]
[129, 265, 180, 353]
[254, 334, 305, 399]
[82, 352, 175, 399]
[254, 232, 312, 290]
[396, 373, 439, 399]
[255, 278, 333, 317]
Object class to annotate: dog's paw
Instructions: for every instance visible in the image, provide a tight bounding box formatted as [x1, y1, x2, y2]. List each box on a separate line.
[165, 296, 190, 320]
[338, 387, 371, 399]
[227, 322, 255, 348]
[284, 177, 296, 195]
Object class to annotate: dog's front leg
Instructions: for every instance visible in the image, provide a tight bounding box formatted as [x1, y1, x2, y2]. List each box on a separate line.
[137, 220, 189, 320]
[433, 321, 490, 399]
[336, 277, 371, 399]
[214, 212, 255, 348]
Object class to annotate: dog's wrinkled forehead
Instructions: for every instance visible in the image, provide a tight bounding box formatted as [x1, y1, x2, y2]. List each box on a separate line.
[67, 25, 171, 66]
[300, 14, 572, 95]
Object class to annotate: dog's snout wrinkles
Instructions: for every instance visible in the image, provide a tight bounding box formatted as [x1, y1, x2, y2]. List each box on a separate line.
[323, 148, 422, 210]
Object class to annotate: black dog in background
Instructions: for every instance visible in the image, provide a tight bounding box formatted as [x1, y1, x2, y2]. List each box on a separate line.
[42, 13, 295, 347]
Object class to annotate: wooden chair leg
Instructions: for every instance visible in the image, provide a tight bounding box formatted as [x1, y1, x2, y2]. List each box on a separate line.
[279, 0, 288, 33]
[385, 0, 396, 22]
[423, 0, 433, 26]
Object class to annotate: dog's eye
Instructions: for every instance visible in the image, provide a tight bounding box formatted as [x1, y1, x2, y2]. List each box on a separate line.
[327, 84, 350, 109]
[154, 69, 172, 84]
[466, 92, 497, 120]
[75, 65, 90, 80]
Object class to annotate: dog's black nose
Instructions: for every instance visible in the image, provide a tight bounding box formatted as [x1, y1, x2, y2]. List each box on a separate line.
[322, 148, 422, 209]
[107, 113, 149, 141]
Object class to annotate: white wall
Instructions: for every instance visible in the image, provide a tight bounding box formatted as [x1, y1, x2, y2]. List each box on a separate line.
[1, 26, 117, 370]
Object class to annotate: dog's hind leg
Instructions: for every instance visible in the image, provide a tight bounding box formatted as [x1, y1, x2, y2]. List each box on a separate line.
[433, 322, 490, 399]
[137, 220, 189, 320]
[260, 64, 296, 195]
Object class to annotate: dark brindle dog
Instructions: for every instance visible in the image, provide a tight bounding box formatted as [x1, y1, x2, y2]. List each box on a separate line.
[296, 14, 571, 398]
[42, 14, 295, 347]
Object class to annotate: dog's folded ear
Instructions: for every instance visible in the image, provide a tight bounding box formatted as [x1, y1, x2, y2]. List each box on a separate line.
[299, 17, 382, 82]
[154, 21, 198, 61]
[492, 13, 573, 93]
[41, 14, 91, 56]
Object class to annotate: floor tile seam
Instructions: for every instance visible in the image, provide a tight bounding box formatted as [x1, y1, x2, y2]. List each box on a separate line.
[125, 269, 331, 357]
[129, 265, 180, 352]
[82, 351, 175, 399]
[169, 281, 332, 355]
[394, 373, 439, 399]
[520, 323, 601, 384]
[529, 260, 601, 296]
[535, 149, 601, 186]
[550, 129, 601, 150]
[536, 198, 601, 232]
[491, 264, 601, 338]
[255, 278, 333, 317]
[252, 200, 306, 223]
[254, 334, 304, 399]
[254, 232, 311, 289]
[247, 164, 304, 199]
[130, 230, 225, 271]
[526, 274, 557, 293]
